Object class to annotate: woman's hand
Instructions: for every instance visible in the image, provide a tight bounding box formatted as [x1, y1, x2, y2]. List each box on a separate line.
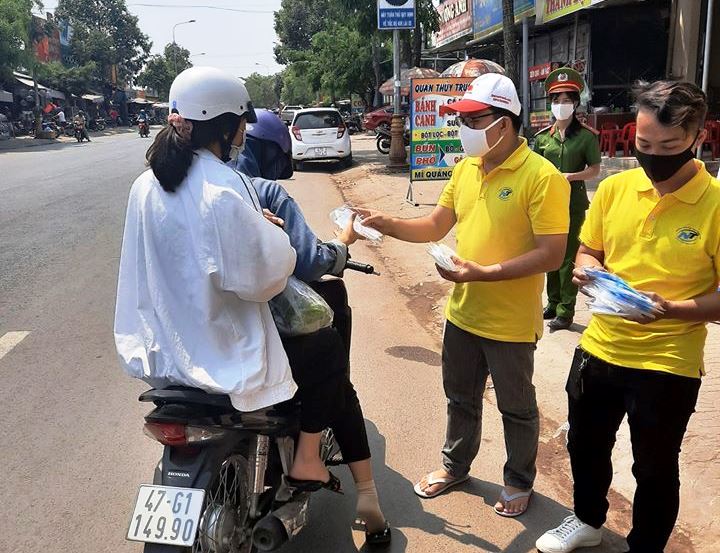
[572, 265, 604, 289]
[263, 209, 284, 228]
[335, 213, 363, 246]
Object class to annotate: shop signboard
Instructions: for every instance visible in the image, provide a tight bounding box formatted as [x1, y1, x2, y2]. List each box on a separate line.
[351, 94, 365, 115]
[535, 0, 592, 25]
[472, 0, 535, 40]
[434, 0, 473, 47]
[529, 62, 560, 82]
[410, 77, 474, 181]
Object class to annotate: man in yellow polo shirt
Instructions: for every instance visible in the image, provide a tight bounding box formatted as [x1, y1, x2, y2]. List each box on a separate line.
[356, 73, 570, 517]
[537, 81, 720, 553]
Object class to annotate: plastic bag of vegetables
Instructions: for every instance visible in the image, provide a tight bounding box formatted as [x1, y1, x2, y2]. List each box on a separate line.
[269, 276, 334, 336]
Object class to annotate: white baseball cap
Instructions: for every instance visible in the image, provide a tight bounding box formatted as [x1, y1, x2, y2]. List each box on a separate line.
[440, 73, 521, 116]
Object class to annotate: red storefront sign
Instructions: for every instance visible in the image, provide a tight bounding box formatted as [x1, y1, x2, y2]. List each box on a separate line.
[529, 62, 553, 82]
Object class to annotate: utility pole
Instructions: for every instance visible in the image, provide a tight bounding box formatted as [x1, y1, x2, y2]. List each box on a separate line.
[172, 20, 196, 75]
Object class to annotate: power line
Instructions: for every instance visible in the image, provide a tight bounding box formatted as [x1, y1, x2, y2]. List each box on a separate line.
[128, 3, 275, 13]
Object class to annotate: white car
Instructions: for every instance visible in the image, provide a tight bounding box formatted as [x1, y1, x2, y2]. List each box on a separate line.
[290, 108, 352, 170]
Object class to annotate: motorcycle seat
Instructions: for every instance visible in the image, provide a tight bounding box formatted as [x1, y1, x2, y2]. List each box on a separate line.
[140, 386, 234, 409]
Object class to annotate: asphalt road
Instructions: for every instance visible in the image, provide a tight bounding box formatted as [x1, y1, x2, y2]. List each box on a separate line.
[0, 131, 626, 553]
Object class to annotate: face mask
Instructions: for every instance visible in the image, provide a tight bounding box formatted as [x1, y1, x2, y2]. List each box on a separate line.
[459, 117, 504, 157]
[635, 147, 696, 183]
[551, 103, 575, 121]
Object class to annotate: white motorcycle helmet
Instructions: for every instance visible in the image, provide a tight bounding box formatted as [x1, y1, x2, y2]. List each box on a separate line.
[169, 66, 257, 123]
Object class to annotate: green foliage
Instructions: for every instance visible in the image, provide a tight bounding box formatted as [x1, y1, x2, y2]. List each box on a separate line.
[273, 0, 437, 105]
[0, 0, 35, 86]
[35, 60, 98, 95]
[55, 0, 150, 83]
[136, 43, 191, 99]
[243, 72, 280, 108]
[280, 65, 314, 105]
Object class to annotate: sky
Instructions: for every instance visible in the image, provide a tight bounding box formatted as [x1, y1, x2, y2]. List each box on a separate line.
[40, 0, 285, 78]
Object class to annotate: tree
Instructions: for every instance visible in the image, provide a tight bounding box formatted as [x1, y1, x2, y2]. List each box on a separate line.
[0, 0, 36, 87]
[279, 65, 314, 105]
[136, 43, 191, 98]
[502, 0, 518, 85]
[55, 0, 150, 84]
[243, 72, 280, 108]
[36, 60, 98, 96]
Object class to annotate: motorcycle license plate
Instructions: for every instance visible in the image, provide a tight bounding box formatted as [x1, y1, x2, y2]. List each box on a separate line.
[127, 485, 205, 546]
[314, 147, 328, 157]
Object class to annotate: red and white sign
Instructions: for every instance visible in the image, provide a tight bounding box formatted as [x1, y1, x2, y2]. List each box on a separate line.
[529, 62, 553, 82]
[434, 0, 473, 47]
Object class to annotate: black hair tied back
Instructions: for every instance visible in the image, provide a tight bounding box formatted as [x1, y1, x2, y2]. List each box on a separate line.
[146, 121, 194, 193]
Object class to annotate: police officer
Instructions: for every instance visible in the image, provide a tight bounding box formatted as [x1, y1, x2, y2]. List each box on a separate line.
[534, 67, 601, 330]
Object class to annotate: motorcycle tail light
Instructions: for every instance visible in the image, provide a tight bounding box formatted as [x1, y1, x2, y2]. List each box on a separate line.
[337, 124, 346, 139]
[144, 422, 187, 446]
[291, 126, 303, 141]
[144, 423, 228, 447]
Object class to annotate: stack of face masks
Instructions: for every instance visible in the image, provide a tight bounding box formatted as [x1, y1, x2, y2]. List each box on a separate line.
[583, 267, 662, 318]
[330, 206, 383, 242]
[427, 243, 459, 272]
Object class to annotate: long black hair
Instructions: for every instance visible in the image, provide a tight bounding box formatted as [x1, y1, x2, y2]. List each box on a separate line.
[550, 91, 582, 138]
[146, 111, 242, 193]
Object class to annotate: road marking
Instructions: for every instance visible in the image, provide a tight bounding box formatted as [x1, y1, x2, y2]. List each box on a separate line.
[0, 331, 30, 361]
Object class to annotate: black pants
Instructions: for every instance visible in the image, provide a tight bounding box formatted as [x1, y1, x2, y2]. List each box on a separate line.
[282, 326, 370, 464]
[566, 347, 700, 553]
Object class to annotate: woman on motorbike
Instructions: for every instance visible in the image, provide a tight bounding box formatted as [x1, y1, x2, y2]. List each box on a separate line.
[227, 110, 391, 545]
[114, 67, 361, 522]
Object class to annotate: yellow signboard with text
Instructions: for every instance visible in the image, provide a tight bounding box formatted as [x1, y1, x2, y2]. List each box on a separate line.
[536, 0, 592, 24]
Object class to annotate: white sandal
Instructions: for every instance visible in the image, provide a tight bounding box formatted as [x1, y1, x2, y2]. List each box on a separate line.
[493, 488, 533, 517]
[413, 473, 469, 499]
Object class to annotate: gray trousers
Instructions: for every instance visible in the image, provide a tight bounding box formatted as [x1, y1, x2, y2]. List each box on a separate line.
[441, 321, 539, 490]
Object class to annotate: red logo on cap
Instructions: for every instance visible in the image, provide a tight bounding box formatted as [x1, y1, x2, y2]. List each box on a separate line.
[491, 94, 511, 105]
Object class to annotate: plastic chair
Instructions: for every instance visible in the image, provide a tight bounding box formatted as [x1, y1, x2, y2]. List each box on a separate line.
[599, 123, 620, 157]
[615, 123, 636, 157]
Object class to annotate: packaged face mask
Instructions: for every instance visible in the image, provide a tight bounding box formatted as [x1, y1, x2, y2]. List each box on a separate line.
[427, 243, 459, 272]
[330, 206, 383, 242]
[582, 267, 662, 318]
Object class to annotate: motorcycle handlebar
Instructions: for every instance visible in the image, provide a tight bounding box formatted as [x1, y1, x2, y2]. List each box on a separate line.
[345, 260, 378, 275]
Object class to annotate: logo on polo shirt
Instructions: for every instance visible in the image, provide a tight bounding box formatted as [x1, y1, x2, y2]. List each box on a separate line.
[676, 227, 700, 244]
[498, 187, 513, 201]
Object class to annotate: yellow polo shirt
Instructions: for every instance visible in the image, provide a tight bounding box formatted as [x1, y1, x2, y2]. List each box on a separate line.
[580, 162, 720, 378]
[438, 138, 570, 342]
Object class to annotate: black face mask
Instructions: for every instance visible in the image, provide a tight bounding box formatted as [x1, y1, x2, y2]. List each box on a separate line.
[635, 144, 696, 183]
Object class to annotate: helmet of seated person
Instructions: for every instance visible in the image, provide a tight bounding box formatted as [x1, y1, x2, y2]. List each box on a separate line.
[234, 109, 293, 180]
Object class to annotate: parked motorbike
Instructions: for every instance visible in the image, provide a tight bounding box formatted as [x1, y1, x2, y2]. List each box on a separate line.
[127, 260, 378, 553]
[342, 113, 362, 135]
[88, 117, 106, 132]
[139, 120, 150, 138]
[375, 127, 409, 155]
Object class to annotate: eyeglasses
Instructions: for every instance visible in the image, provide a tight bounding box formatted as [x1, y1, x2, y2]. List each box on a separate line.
[457, 112, 498, 128]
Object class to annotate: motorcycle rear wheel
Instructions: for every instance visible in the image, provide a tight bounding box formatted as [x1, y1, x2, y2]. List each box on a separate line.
[188, 455, 256, 553]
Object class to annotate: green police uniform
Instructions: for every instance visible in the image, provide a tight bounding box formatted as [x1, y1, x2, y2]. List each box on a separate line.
[534, 121, 601, 319]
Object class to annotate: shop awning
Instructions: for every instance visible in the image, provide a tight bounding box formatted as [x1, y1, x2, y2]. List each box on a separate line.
[14, 73, 47, 90]
[46, 89, 65, 100]
[129, 97, 152, 104]
[0, 90, 13, 103]
[82, 94, 105, 103]
[152, 102, 169, 109]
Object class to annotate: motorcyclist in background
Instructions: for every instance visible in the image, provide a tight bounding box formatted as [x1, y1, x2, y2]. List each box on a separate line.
[73, 110, 91, 142]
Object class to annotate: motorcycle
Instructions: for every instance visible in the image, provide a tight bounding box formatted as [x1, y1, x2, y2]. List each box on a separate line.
[341, 113, 362, 135]
[127, 260, 378, 553]
[139, 120, 150, 138]
[74, 120, 88, 143]
[88, 117, 106, 132]
[375, 127, 409, 155]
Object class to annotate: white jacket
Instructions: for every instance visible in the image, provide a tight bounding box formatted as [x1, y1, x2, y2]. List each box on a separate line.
[114, 149, 298, 411]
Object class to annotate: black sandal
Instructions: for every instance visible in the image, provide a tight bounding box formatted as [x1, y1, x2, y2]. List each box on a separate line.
[285, 471, 344, 495]
[365, 522, 392, 546]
